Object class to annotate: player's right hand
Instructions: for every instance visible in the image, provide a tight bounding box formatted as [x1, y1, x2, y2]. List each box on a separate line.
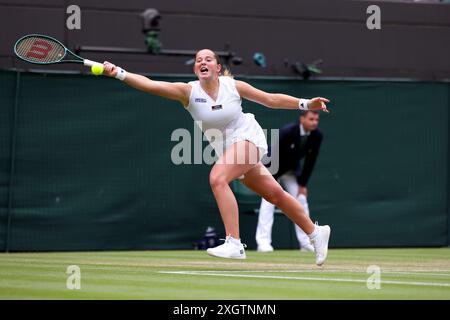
[102, 61, 118, 77]
[308, 97, 330, 113]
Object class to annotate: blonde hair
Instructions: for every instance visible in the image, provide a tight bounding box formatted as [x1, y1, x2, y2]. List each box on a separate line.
[214, 52, 233, 77]
[222, 68, 233, 77]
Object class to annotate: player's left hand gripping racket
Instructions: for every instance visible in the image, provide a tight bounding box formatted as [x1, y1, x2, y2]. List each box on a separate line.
[14, 34, 103, 72]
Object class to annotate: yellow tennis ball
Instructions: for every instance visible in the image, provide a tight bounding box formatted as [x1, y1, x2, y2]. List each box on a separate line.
[91, 64, 104, 76]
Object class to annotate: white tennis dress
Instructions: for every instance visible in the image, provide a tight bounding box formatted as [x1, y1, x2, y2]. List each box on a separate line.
[186, 76, 268, 162]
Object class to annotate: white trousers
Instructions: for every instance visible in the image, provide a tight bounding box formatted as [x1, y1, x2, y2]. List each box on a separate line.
[255, 172, 312, 248]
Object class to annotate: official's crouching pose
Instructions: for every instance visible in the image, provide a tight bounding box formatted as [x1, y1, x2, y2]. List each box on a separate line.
[256, 111, 323, 253]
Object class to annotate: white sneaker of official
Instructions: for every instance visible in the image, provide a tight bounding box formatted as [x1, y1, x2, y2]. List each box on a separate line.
[257, 243, 274, 253]
[207, 236, 247, 259]
[309, 225, 331, 266]
[300, 243, 315, 253]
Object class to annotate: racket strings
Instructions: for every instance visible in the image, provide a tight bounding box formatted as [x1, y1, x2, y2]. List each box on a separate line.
[15, 36, 65, 64]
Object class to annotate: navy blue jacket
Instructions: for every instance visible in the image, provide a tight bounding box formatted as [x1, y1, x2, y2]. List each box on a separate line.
[266, 122, 323, 186]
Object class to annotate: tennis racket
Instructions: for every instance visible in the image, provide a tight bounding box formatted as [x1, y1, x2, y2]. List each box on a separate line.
[14, 34, 103, 71]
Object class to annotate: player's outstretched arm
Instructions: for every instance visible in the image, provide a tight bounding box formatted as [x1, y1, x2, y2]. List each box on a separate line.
[102, 61, 190, 106]
[235, 80, 330, 113]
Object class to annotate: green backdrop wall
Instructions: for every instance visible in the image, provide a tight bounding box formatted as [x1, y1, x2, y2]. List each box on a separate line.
[0, 70, 449, 251]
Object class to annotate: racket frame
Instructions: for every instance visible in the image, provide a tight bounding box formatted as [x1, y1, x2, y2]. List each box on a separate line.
[14, 34, 101, 67]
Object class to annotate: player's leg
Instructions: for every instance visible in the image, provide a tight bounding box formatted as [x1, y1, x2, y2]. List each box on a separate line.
[207, 140, 260, 259]
[242, 164, 331, 266]
[210, 140, 259, 239]
[242, 165, 314, 233]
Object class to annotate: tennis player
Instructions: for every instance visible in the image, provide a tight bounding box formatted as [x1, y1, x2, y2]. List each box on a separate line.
[102, 49, 331, 266]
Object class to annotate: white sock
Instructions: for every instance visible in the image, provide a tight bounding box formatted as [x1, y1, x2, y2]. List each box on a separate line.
[228, 236, 242, 246]
[308, 226, 319, 239]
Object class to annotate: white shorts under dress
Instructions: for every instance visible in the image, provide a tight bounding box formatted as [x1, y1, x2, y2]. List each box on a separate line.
[210, 112, 268, 162]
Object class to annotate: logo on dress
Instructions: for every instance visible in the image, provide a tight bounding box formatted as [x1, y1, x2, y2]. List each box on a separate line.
[195, 98, 207, 103]
[211, 104, 223, 111]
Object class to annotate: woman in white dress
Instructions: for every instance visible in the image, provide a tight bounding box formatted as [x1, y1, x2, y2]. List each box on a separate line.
[102, 49, 331, 266]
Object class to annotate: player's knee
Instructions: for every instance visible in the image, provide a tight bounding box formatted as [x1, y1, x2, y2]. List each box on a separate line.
[209, 172, 227, 190]
[264, 187, 285, 206]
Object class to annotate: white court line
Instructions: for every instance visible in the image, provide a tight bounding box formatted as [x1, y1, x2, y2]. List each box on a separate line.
[158, 271, 450, 287]
[383, 271, 450, 277]
[172, 269, 450, 277]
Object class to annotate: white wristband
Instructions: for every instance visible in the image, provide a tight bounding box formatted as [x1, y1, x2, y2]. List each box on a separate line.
[298, 99, 310, 110]
[115, 67, 127, 81]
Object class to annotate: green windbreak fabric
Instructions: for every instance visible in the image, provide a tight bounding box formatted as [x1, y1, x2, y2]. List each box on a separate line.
[0, 70, 448, 251]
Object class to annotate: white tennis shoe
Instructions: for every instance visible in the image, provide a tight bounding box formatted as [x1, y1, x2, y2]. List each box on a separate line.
[310, 225, 331, 266]
[207, 236, 247, 259]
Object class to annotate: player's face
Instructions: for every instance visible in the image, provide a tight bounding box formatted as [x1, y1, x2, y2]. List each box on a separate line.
[300, 112, 319, 132]
[194, 49, 221, 80]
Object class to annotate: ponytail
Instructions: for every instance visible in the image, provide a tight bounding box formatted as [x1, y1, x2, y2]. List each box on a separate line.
[222, 68, 233, 78]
